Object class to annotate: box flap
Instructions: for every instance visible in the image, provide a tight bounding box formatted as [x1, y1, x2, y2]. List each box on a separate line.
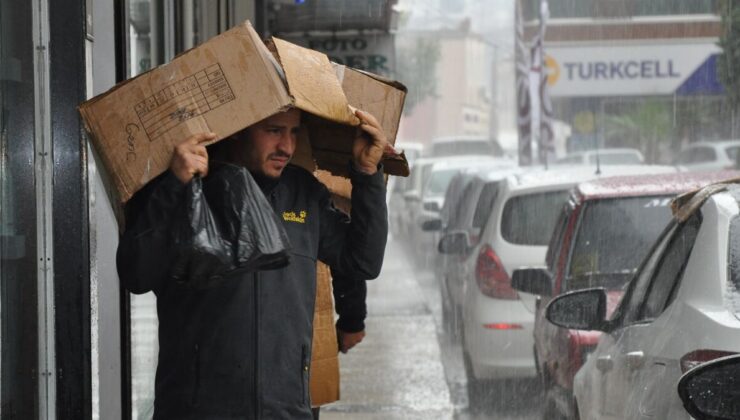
[271, 37, 359, 127]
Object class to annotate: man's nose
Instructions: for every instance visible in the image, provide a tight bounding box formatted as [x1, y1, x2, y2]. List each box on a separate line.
[277, 132, 296, 154]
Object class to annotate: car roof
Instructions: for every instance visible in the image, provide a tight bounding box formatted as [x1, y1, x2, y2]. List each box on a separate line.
[504, 165, 677, 191]
[432, 155, 508, 171]
[576, 170, 740, 200]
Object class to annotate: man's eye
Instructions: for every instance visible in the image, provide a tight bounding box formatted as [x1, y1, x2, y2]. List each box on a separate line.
[267, 129, 281, 134]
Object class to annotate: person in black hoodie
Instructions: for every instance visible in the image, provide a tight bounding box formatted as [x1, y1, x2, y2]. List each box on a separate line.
[117, 107, 388, 419]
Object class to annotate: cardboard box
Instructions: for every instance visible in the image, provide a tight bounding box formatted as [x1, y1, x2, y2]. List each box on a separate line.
[304, 65, 410, 178]
[80, 20, 408, 205]
[80, 20, 355, 203]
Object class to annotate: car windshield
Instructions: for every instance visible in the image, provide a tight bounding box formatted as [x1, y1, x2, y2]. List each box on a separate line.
[425, 169, 460, 196]
[567, 196, 673, 291]
[501, 190, 571, 245]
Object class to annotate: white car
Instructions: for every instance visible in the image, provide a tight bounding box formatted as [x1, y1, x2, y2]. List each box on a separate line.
[675, 140, 740, 172]
[555, 148, 644, 166]
[547, 179, 740, 419]
[439, 165, 677, 406]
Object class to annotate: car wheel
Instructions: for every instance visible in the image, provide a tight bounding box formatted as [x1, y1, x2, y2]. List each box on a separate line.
[462, 347, 487, 412]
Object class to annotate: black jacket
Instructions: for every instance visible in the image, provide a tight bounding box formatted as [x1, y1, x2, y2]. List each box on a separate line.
[117, 163, 387, 419]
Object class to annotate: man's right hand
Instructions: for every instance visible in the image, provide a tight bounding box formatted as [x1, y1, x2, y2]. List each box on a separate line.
[170, 132, 217, 184]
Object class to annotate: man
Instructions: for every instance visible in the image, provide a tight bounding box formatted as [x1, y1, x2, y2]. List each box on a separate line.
[117, 108, 388, 419]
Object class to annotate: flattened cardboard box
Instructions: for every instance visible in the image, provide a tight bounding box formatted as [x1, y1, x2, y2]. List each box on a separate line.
[80, 20, 359, 204]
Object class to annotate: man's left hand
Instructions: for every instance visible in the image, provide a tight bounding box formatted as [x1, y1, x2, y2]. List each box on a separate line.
[337, 329, 366, 353]
[352, 110, 388, 175]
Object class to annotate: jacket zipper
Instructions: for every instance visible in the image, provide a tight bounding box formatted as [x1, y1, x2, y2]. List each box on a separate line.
[254, 271, 260, 419]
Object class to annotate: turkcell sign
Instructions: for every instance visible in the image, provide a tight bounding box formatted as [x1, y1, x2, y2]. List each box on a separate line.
[283, 34, 395, 77]
[546, 43, 720, 97]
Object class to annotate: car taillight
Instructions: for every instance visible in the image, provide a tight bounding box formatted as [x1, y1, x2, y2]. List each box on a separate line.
[475, 245, 518, 300]
[680, 349, 738, 373]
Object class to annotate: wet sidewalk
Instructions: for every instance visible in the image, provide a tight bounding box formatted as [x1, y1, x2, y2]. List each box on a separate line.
[321, 237, 455, 419]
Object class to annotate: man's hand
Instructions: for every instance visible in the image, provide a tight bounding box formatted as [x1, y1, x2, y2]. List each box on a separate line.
[170, 132, 217, 184]
[352, 110, 388, 175]
[337, 329, 366, 354]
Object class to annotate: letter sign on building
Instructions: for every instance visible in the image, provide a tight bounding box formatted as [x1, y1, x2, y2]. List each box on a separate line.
[545, 43, 720, 97]
[284, 34, 396, 77]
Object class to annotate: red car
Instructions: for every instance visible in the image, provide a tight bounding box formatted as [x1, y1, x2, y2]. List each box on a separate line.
[512, 171, 739, 420]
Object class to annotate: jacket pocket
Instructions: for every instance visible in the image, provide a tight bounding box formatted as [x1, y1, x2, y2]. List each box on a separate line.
[301, 344, 310, 406]
[191, 344, 201, 406]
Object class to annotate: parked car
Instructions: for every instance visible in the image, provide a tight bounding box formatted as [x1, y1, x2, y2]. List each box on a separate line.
[543, 175, 740, 420]
[425, 136, 504, 158]
[677, 354, 740, 420]
[675, 140, 740, 171]
[428, 166, 523, 337]
[390, 157, 443, 240]
[439, 165, 676, 407]
[410, 157, 512, 264]
[555, 148, 644, 166]
[512, 171, 736, 419]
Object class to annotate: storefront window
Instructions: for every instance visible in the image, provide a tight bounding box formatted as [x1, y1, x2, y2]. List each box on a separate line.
[0, 0, 39, 418]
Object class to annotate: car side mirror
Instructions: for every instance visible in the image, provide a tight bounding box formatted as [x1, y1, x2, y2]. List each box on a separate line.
[545, 288, 608, 331]
[403, 191, 420, 202]
[511, 268, 552, 296]
[421, 218, 443, 232]
[438, 231, 469, 255]
[678, 354, 740, 420]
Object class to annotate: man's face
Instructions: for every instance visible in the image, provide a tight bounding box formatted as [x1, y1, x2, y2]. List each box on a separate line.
[244, 108, 301, 178]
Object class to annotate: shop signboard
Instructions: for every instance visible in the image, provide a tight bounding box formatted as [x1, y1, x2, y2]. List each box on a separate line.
[545, 42, 721, 97]
[284, 34, 395, 77]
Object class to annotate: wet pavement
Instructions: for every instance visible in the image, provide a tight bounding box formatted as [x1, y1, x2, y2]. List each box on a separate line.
[322, 236, 542, 420]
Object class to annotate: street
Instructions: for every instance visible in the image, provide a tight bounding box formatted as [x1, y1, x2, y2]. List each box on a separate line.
[322, 236, 542, 419]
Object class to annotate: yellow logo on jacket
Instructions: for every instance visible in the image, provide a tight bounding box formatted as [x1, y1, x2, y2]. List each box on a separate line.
[283, 210, 307, 224]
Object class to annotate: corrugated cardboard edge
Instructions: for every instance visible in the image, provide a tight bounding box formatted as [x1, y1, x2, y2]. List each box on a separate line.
[310, 262, 341, 407]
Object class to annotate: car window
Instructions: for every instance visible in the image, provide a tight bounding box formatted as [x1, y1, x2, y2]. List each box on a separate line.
[501, 190, 571, 246]
[471, 182, 499, 229]
[638, 213, 701, 321]
[445, 177, 476, 228]
[692, 146, 717, 163]
[565, 196, 673, 291]
[425, 169, 459, 197]
[546, 204, 572, 272]
[614, 221, 677, 324]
